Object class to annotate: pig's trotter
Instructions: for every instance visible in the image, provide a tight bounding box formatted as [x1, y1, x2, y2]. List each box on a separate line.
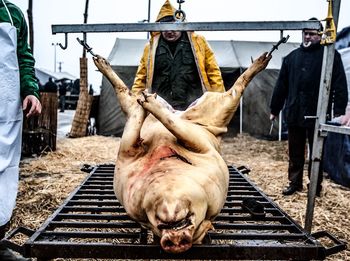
[137, 92, 160, 113]
[93, 55, 111, 75]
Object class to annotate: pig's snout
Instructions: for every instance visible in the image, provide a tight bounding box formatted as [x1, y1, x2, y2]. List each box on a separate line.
[160, 230, 193, 253]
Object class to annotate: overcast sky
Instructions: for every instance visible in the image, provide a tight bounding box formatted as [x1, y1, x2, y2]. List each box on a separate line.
[10, 0, 350, 91]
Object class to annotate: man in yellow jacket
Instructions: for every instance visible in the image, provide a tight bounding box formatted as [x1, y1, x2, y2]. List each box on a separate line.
[131, 0, 224, 110]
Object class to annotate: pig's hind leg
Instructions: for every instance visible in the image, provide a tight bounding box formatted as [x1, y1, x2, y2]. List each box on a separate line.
[138, 93, 214, 152]
[93, 56, 146, 156]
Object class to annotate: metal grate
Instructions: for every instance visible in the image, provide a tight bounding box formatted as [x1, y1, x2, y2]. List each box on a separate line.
[7, 165, 346, 260]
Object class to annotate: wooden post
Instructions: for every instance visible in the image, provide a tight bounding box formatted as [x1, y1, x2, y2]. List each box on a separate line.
[69, 57, 93, 137]
[22, 92, 58, 155]
[38, 92, 58, 150]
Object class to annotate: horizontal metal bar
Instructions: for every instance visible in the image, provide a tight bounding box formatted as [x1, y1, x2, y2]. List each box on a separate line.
[61, 206, 122, 212]
[52, 20, 320, 34]
[213, 223, 297, 231]
[48, 221, 140, 229]
[228, 186, 256, 191]
[209, 233, 307, 240]
[55, 213, 131, 220]
[66, 200, 120, 206]
[226, 195, 265, 200]
[320, 123, 350, 135]
[215, 215, 286, 222]
[81, 185, 113, 189]
[228, 182, 250, 186]
[40, 231, 140, 239]
[28, 243, 322, 260]
[76, 189, 115, 195]
[219, 208, 275, 215]
[72, 195, 116, 199]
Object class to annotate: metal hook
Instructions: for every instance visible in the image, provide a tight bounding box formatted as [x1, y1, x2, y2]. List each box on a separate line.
[58, 33, 68, 50]
[267, 34, 290, 56]
[76, 37, 97, 57]
[174, 0, 186, 22]
[251, 33, 290, 64]
[174, 9, 186, 22]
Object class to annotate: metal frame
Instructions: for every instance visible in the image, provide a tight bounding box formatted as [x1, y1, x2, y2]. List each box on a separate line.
[51, 20, 321, 50]
[304, 0, 350, 232]
[3, 165, 345, 260]
[50, 0, 349, 233]
[52, 21, 320, 34]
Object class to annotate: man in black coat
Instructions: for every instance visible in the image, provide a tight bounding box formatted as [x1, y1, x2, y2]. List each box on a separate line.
[270, 18, 348, 196]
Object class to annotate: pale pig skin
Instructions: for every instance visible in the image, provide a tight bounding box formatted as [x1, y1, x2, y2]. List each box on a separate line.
[93, 52, 271, 254]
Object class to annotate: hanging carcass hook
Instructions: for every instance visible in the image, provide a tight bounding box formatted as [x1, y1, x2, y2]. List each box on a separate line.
[76, 37, 97, 57]
[174, 0, 186, 22]
[250, 34, 290, 63]
[268, 35, 290, 56]
[58, 33, 68, 50]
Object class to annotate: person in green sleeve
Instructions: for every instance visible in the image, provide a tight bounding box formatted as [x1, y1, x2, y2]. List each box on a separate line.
[0, 1, 41, 260]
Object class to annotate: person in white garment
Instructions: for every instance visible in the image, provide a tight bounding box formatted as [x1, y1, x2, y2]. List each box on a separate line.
[0, 1, 41, 260]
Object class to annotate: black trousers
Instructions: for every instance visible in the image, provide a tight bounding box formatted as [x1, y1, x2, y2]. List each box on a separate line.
[287, 125, 323, 190]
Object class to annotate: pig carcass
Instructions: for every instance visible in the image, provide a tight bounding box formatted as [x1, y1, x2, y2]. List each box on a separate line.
[93, 52, 270, 253]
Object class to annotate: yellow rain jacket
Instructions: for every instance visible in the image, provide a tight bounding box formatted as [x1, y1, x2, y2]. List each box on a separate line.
[131, 0, 224, 95]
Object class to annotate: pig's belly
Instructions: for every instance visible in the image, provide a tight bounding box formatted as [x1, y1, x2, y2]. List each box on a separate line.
[114, 150, 229, 223]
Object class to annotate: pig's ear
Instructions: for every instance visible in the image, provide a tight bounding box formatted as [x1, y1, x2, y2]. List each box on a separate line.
[192, 220, 213, 244]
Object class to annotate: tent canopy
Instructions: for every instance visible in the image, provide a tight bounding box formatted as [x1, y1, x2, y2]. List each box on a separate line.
[35, 68, 78, 86]
[108, 38, 300, 69]
[97, 38, 298, 137]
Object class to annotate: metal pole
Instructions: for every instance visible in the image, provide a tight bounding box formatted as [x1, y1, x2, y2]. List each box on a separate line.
[52, 43, 57, 72]
[278, 30, 284, 141]
[83, 0, 90, 58]
[240, 97, 243, 134]
[304, 0, 341, 233]
[147, 0, 151, 39]
[278, 113, 282, 141]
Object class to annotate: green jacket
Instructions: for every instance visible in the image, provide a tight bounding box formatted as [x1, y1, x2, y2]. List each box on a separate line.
[0, 0, 39, 99]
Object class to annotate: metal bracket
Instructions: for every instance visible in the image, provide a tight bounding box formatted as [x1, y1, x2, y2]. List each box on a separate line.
[311, 230, 347, 258]
[236, 165, 251, 174]
[1, 226, 35, 256]
[321, 0, 337, 45]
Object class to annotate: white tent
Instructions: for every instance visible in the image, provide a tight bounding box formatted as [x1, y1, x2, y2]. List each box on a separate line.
[97, 38, 300, 137]
[108, 38, 299, 70]
[35, 68, 78, 86]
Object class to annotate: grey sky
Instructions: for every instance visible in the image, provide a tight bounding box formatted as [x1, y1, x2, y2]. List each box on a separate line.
[10, 0, 350, 90]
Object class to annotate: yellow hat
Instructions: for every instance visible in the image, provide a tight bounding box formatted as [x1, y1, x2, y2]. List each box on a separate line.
[156, 0, 176, 22]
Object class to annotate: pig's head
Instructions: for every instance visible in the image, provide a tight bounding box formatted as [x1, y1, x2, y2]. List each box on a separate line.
[143, 182, 213, 253]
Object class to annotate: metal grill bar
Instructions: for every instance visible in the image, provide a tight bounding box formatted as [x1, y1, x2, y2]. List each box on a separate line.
[21, 165, 333, 260]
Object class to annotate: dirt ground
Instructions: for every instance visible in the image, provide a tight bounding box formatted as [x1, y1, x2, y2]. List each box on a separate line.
[11, 134, 350, 260]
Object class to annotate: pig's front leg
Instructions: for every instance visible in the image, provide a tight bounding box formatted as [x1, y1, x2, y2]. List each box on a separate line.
[138, 93, 214, 152]
[93, 56, 135, 115]
[93, 55, 146, 157]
